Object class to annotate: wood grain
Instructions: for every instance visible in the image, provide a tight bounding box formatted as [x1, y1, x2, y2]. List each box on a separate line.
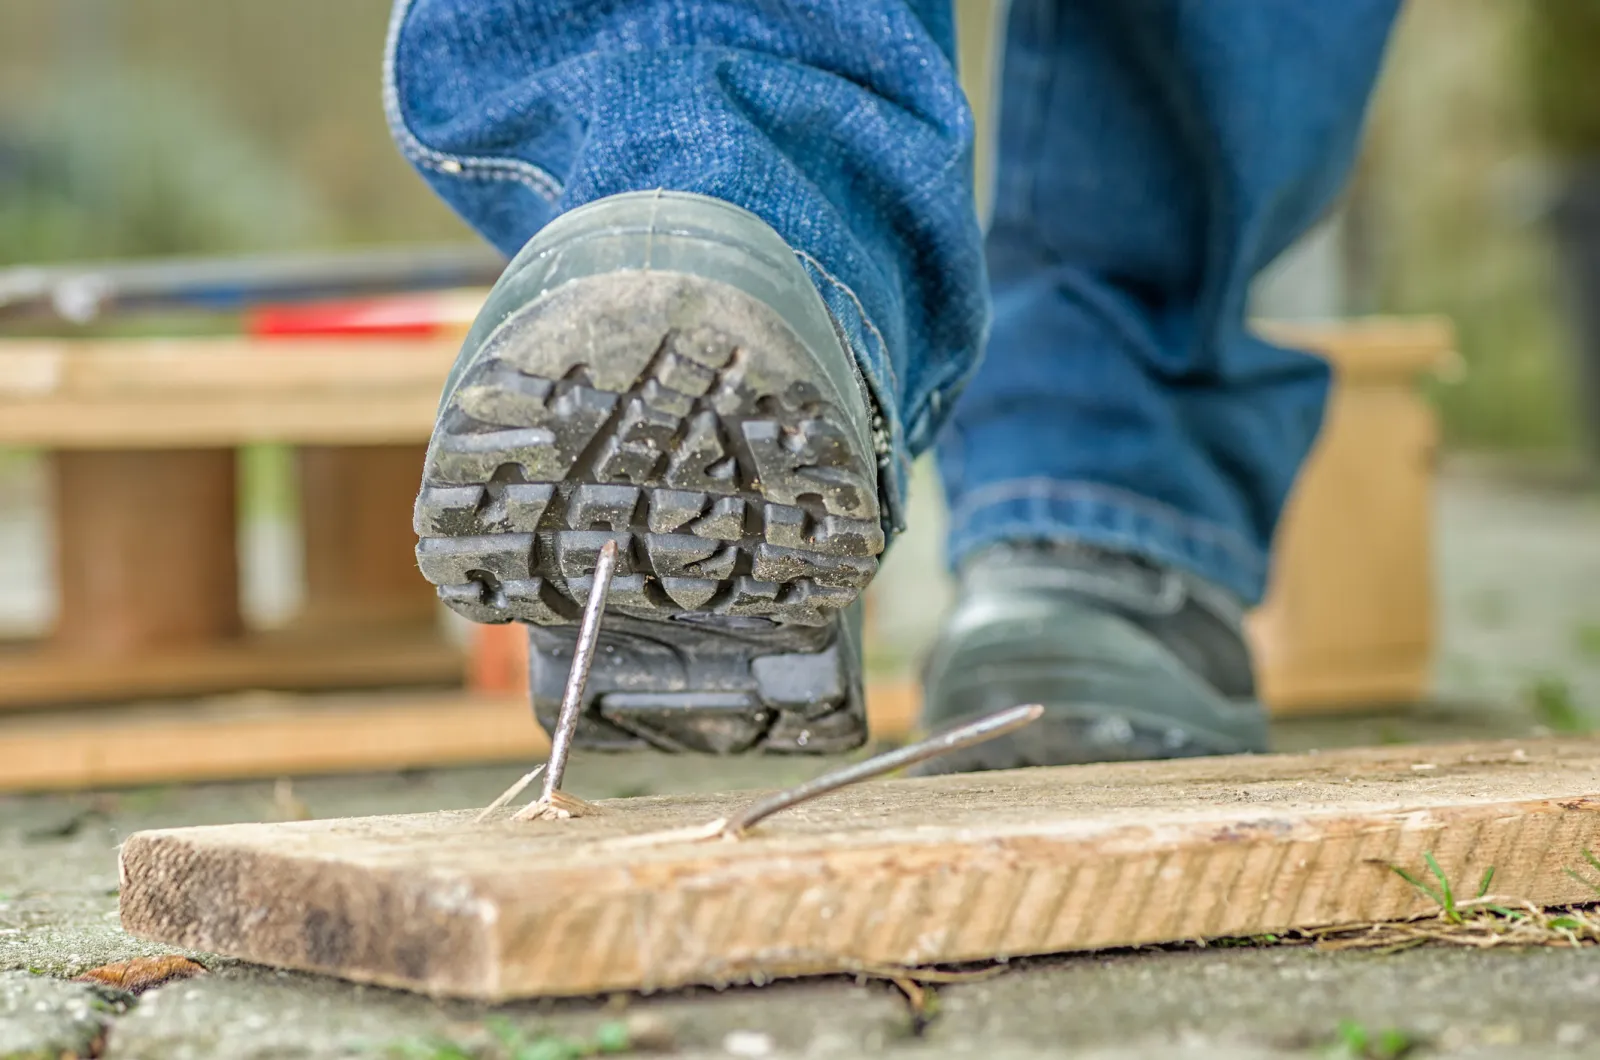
[121, 737, 1600, 1000]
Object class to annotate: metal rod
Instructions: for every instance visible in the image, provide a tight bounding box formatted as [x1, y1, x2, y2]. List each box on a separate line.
[720, 703, 1045, 837]
[0, 244, 506, 322]
[539, 539, 619, 801]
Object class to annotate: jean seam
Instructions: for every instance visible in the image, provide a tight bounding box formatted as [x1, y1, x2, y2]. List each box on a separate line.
[905, 355, 979, 456]
[949, 477, 1261, 568]
[791, 249, 901, 401]
[792, 249, 911, 530]
[383, 0, 564, 203]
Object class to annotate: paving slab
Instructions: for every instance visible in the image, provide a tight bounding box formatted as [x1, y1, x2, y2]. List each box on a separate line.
[0, 971, 119, 1060]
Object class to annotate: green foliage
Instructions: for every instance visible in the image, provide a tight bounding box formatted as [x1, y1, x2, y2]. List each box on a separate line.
[1528, 676, 1589, 733]
[1563, 848, 1600, 898]
[1575, 624, 1600, 659]
[1333, 1020, 1420, 1060]
[0, 71, 322, 264]
[1522, 0, 1600, 158]
[383, 1019, 635, 1060]
[386, 1039, 476, 1060]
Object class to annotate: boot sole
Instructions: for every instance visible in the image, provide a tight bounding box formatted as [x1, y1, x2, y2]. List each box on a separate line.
[415, 266, 882, 754]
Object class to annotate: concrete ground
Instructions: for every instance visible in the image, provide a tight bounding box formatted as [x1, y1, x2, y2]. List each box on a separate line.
[3, 464, 1600, 1058]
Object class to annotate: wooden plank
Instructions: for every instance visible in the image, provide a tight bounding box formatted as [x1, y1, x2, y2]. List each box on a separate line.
[0, 690, 537, 793]
[296, 445, 437, 630]
[0, 681, 920, 793]
[0, 337, 452, 447]
[1258, 316, 1458, 382]
[0, 625, 463, 711]
[1249, 322, 1449, 714]
[0, 399, 443, 448]
[120, 737, 1600, 1000]
[0, 337, 456, 395]
[51, 449, 241, 654]
[0, 323, 1453, 448]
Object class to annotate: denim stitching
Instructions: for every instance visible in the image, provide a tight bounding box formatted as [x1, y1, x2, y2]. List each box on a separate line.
[904, 354, 980, 456]
[383, 0, 563, 202]
[791, 248, 901, 399]
[949, 477, 1261, 565]
[791, 249, 912, 529]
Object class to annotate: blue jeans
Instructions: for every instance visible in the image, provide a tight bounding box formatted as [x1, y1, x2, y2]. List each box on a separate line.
[386, 0, 1397, 604]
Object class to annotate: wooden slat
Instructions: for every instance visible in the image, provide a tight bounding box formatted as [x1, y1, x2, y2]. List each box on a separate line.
[0, 681, 920, 793]
[0, 337, 456, 394]
[0, 626, 463, 711]
[296, 445, 438, 631]
[0, 337, 453, 447]
[1258, 316, 1458, 381]
[0, 691, 537, 792]
[52, 449, 241, 654]
[120, 737, 1600, 1000]
[0, 399, 443, 448]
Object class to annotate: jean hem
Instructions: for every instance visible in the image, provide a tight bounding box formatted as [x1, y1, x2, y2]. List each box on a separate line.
[946, 477, 1268, 604]
[383, 0, 565, 203]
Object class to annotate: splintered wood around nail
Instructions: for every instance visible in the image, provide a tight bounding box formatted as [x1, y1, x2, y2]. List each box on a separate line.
[118, 737, 1600, 1001]
[513, 789, 600, 821]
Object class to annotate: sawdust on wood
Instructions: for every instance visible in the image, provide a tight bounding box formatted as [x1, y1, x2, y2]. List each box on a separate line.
[513, 788, 601, 821]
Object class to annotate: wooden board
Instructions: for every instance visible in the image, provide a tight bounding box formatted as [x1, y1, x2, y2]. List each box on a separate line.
[52, 449, 241, 654]
[1249, 317, 1454, 714]
[0, 625, 463, 711]
[0, 682, 917, 793]
[0, 337, 453, 447]
[0, 690, 535, 793]
[296, 444, 439, 631]
[122, 737, 1600, 1000]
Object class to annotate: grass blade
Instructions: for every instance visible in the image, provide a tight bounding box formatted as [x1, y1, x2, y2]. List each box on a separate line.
[1424, 853, 1456, 920]
[1390, 865, 1444, 908]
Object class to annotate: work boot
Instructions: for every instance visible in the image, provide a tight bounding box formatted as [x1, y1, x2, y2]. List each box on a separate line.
[414, 192, 884, 754]
[917, 542, 1269, 773]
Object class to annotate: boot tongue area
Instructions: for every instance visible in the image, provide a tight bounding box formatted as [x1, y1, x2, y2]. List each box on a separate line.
[959, 542, 1190, 619]
[956, 541, 1256, 701]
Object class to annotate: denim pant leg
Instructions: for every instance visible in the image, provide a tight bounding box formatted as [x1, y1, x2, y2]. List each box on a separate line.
[938, 0, 1399, 603]
[384, 0, 988, 529]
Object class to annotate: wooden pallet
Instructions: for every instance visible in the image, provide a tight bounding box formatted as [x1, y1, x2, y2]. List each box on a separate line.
[0, 333, 462, 707]
[0, 317, 1453, 785]
[120, 736, 1600, 1000]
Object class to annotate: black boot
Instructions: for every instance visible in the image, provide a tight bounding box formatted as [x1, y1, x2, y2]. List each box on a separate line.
[918, 542, 1268, 773]
[413, 192, 884, 754]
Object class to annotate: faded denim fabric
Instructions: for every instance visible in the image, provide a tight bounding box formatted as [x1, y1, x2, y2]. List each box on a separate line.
[385, 0, 1396, 604]
[941, 0, 1398, 602]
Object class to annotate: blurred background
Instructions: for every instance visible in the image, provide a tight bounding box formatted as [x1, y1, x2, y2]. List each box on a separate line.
[0, 0, 1595, 450]
[0, 0, 1598, 786]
